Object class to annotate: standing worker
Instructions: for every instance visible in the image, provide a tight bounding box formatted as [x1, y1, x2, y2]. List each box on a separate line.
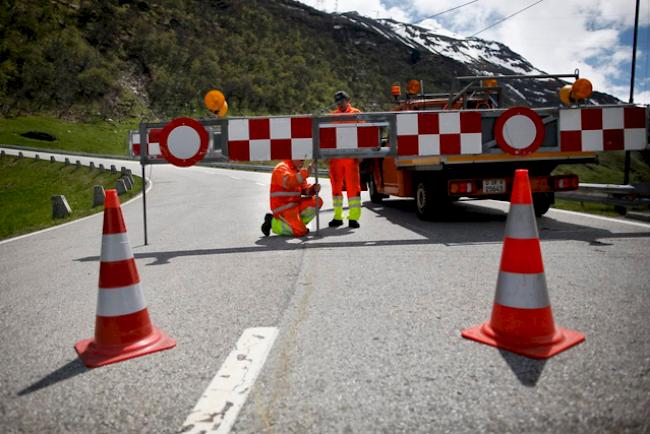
[328, 90, 362, 228]
[261, 159, 322, 237]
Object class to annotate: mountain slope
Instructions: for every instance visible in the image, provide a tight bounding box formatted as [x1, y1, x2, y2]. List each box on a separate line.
[0, 0, 619, 120]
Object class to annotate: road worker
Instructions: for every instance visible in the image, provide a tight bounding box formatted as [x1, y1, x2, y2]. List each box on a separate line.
[328, 90, 362, 228]
[261, 160, 322, 237]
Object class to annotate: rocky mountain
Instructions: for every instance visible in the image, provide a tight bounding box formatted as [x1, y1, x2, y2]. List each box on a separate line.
[0, 0, 619, 120]
[340, 13, 619, 106]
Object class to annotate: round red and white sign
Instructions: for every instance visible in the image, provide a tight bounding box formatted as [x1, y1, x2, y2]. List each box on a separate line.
[159, 117, 209, 167]
[494, 107, 544, 155]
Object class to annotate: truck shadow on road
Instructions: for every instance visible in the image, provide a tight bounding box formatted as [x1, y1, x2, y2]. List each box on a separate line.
[364, 198, 650, 246]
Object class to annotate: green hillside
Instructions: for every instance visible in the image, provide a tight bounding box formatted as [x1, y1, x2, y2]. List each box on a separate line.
[0, 0, 466, 120]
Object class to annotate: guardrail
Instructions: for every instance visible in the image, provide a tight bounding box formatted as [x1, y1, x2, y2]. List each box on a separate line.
[556, 182, 650, 210]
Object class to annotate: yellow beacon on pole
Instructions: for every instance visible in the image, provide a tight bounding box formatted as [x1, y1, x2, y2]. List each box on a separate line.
[204, 90, 228, 117]
[559, 78, 593, 106]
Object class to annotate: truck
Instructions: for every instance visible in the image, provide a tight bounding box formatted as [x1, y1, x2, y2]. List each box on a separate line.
[360, 73, 640, 220]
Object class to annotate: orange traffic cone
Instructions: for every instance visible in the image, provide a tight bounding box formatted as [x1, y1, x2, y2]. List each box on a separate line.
[75, 190, 175, 367]
[461, 169, 584, 359]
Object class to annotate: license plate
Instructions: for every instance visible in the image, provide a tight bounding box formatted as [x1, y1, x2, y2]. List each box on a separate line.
[482, 179, 506, 194]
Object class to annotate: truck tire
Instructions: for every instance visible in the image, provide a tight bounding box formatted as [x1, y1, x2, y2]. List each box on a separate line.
[532, 192, 553, 217]
[368, 178, 385, 204]
[415, 181, 442, 220]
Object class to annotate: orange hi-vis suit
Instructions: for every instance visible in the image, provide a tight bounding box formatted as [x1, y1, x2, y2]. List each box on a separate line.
[269, 160, 323, 237]
[329, 104, 362, 222]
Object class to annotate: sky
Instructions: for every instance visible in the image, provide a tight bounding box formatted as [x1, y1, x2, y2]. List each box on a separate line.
[297, 0, 650, 104]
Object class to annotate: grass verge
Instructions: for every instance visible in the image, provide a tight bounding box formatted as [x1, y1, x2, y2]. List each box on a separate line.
[0, 155, 142, 240]
[0, 115, 137, 156]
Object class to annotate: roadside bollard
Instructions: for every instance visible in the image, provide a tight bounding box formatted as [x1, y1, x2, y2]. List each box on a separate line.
[110, 164, 117, 174]
[99, 164, 105, 171]
[126, 169, 134, 186]
[121, 166, 128, 175]
[92, 185, 105, 207]
[51, 195, 72, 219]
[18, 152, 24, 158]
[75, 160, 81, 168]
[64, 158, 70, 165]
[1, 150, 5, 158]
[89, 162, 95, 170]
[115, 178, 127, 195]
[122, 176, 133, 190]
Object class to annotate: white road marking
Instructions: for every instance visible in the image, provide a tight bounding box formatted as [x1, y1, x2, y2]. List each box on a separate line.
[180, 327, 279, 434]
[255, 182, 266, 186]
[229, 176, 241, 180]
[549, 207, 650, 229]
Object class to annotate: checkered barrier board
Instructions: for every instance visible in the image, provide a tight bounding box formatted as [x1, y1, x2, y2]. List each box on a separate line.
[559, 106, 647, 152]
[226, 117, 381, 161]
[395, 111, 483, 156]
[129, 129, 163, 160]
[133, 106, 648, 165]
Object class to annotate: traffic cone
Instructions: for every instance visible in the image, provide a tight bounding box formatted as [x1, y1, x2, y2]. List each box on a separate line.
[75, 190, 175, 367]
[461, 169, 584, 359]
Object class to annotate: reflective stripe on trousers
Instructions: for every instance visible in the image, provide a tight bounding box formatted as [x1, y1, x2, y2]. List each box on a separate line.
[332, 195, 361, 221]
[348, 196, 361, 221]
[333, 195, 344, 220]
[271, 216, 294, 236]
[271, 196, 323, 237]
[271, 201, 299, 214]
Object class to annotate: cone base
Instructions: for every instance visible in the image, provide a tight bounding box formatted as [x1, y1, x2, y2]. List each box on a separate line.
[75, 327, 176, 368]
[461, 322, 585, 359]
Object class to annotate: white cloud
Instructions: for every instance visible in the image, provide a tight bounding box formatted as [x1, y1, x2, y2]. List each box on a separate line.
[297, 0, 650, 102]
[298, 0, 410, 21]
[634, 90, 650, 104]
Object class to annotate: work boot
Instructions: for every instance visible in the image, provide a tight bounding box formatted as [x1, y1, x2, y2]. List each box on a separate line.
[328, 218, 343, 227]
[261, 213, 272, 236]
[349, 220, 360, 229]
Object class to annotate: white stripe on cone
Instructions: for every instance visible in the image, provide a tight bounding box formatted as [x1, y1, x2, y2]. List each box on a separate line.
[100, 233, 133, 262]
[96, 283, 147, 317]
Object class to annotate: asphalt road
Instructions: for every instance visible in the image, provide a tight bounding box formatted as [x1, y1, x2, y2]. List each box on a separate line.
[1, 148, 649, 433]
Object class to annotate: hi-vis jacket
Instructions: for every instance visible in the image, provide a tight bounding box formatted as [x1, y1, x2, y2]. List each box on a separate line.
[269, 160, 314, 216]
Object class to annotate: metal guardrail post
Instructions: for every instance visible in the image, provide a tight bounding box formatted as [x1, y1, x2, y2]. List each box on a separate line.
[139, 122, 148, 246]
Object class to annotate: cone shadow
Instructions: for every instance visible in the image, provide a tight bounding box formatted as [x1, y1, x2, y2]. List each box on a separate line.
[17, 358, 88, 396]
[498, 349, 547, 387]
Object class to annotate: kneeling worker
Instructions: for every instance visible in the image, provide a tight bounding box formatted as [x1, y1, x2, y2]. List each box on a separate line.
[261, 159, 322, 237]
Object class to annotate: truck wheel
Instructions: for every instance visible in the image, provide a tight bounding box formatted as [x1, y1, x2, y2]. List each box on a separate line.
[415, 181, 440, 220]
[368, 178, 385, 204]
[532, 192, 553, 217]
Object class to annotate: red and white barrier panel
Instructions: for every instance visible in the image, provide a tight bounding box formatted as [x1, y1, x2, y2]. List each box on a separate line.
[226, 117, 381, 161]
[560, 107, 648, 152]
[318, 122, 381, 151]
[129, 129, 163, 159]
[396, 111, 482, 156]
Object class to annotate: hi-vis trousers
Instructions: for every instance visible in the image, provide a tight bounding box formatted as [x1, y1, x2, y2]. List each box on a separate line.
[329, 158, 361, 221]
[272, 196, 323, 237]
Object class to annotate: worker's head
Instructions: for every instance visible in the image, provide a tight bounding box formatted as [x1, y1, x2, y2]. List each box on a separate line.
[334, 90, 350, 110]
[292, 159, 305, 168]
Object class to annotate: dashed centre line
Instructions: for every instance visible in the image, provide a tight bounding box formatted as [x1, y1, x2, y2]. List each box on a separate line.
[180, 327, 279, 434]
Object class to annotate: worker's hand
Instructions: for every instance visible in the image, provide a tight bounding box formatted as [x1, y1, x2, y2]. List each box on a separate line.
[308, 161, 317, 174]
[312, 183, 321, 194]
